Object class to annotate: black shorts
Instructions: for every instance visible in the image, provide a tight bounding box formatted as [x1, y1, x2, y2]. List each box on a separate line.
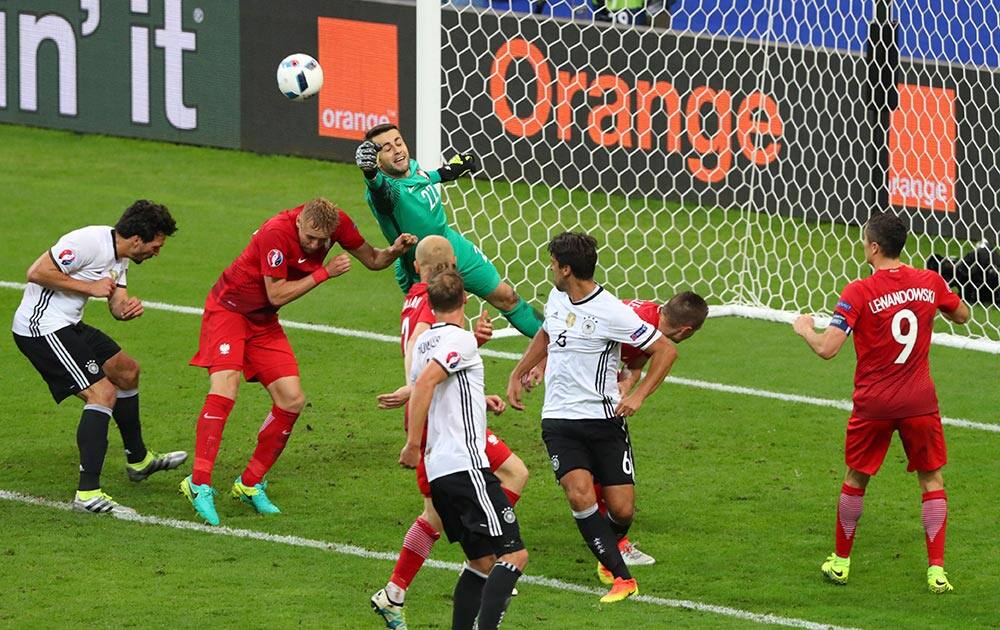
[541, 417, 635, 486]
[430, 468, 525, 560]
[12, 322, 121, 403]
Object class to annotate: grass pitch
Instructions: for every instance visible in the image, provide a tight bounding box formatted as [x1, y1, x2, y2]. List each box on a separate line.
[0, 125, 998, 629]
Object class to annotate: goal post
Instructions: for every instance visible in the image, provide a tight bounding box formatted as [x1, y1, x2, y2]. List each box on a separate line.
[417, 0, 1000, 353]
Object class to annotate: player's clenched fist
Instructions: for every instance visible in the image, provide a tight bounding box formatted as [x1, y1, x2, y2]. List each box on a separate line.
[792, 314, 816, 337]
[324, 253, 352, 278]
[355, 140, 379, 176]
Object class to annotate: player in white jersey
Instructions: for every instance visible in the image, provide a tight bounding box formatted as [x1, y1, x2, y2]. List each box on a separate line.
[11, 200, 186, 514]
[507, 231, 678, 604]
[401, 270, 527, 630]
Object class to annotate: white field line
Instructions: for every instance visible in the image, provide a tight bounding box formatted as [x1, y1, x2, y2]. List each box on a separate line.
[1, 281, 996, 434]
[0, 489, 858, 630]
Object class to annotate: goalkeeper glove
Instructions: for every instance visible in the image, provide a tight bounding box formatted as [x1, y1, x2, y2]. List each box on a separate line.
[436, 153, 478, 182]
[355, 141, 379, 178]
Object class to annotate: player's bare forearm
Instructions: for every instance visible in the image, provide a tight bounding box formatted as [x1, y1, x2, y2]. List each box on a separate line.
[264, 275, 321, 307]
[406, 363, 448, 447]
[26, 252, 101, 297]
[793, 315, 847, 359]
[941, 301, 971, 325]
[353, 235, 417, 270]
[406, 382, 432, 449]
[108, 287, 143, 321]
[509, 328, 549, 383]
[631, 338, 676, 400]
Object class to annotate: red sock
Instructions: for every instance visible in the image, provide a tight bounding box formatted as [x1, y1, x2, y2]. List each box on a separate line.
[594, 483, 606, 516]
[192, 394, 235, 486]
[241, 405, 299, 486]
[389, 517, 440, 595]
[922, 489, 948, 566]
[502, 487, 521, 507]
[835, 483, 866, 558]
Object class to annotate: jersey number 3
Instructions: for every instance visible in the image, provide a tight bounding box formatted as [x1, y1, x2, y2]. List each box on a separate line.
[891, 308, 918, 364]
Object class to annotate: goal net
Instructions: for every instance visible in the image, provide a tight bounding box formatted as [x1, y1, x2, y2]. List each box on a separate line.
[433, 0, 1000, 352]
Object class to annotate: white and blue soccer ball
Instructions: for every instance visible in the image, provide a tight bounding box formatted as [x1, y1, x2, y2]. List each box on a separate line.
[276, 53, 324, 101]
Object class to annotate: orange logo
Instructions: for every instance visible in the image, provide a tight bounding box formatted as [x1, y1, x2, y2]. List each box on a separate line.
[317, 18, 399, 141]
[889, 85, 956, 212]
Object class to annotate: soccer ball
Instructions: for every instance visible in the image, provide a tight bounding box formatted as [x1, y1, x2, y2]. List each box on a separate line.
[276, 53, 324, 101]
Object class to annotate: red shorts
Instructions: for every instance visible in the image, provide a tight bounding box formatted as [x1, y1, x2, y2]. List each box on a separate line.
[415, 429, 513, 497]
[189, 296, 299, 386]
[844, 413, 947, 475]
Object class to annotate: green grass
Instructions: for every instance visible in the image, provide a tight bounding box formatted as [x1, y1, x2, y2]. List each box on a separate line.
[0, 125, 998, 629]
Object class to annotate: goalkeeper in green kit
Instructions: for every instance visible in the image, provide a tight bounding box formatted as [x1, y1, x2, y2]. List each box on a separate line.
[356, 124, 542, 337]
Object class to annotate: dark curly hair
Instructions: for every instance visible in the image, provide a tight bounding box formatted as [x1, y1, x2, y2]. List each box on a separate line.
[114, 200, 177, 242]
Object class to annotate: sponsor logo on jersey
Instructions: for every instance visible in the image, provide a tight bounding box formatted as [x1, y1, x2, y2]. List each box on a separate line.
[630, 324, 649, 341]
[58, 249, 76, 266]
[267, 249, 284, 268]
[446, 351, 461, 369]
[836, 300, 852, 312]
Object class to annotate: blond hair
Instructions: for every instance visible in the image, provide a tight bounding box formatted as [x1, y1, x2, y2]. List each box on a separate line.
[301, 198, 341, 233]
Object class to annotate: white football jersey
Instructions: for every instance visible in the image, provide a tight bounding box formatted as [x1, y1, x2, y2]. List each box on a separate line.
[12, 226, 128, 337]
[409, 323, 488, 482]
[541, 285, 661, 419]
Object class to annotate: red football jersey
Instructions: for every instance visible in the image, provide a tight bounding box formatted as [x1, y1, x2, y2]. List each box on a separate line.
[210, 205, 364, 321]
[399, 282, 436, 355]
[831, 265, 961, 419]
[620, 299, 662, 368]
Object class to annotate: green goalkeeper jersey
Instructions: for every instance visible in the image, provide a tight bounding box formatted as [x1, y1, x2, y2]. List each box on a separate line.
[364, 159, 499, 295]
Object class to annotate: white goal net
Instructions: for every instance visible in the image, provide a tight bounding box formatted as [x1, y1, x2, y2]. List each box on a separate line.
[431, 0, 1000, 352]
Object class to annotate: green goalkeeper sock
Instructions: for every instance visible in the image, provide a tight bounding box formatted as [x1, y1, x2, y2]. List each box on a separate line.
[501, 298, 543, 337]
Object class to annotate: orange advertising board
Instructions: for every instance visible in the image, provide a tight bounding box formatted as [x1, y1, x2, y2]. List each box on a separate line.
[317, 18, 399, 141]
[888, 85, 957, 212]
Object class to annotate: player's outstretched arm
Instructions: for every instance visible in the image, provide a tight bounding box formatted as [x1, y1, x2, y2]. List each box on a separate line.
[347, 233, 418, 270]
[435, 153, 478, 183]
[26, 251, 114, 298]
[264, 254, 351, 307]
[507, 328, 549, 410]
[108, 287, 144, 321]
[616, 336, 677, 417]
[793, 314, 848, 360]
[400, 361, 448, 468]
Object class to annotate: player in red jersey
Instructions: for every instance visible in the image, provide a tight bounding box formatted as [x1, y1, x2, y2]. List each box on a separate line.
[591, 292, 707, 578]
[370, 235, 529, 630]
[793, 212, 969, 593]
[180, 198, 417, 525]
